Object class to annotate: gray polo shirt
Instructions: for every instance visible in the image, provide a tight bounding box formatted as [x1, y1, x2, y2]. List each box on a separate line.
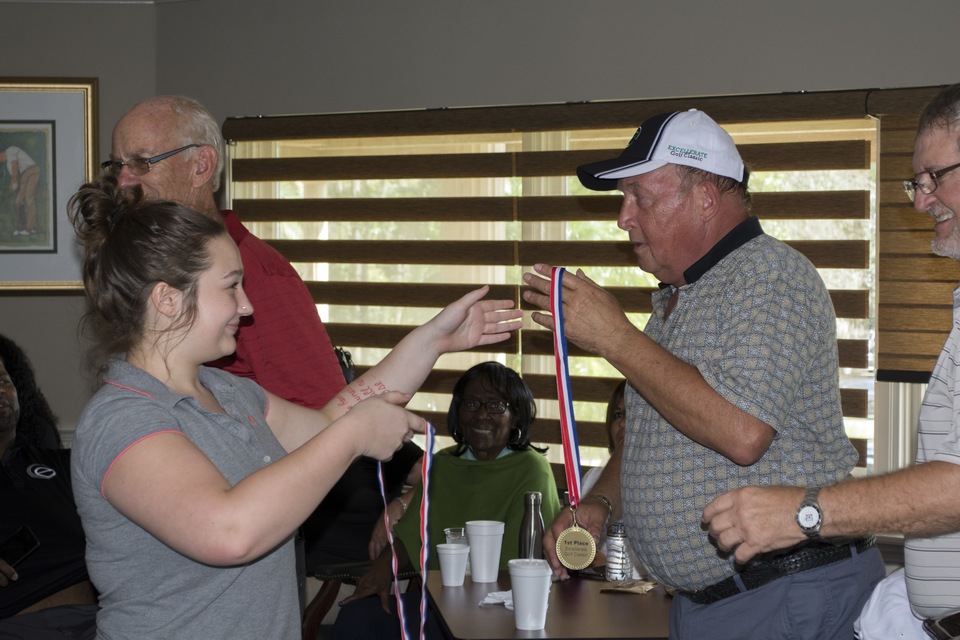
[72, 358, 298, 639]
[621, 220, 857, 592]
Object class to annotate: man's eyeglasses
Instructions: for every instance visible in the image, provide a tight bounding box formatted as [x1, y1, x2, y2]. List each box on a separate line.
[903, 161, 960, 202]
[461, 399, 510, 414]
[100, 144, 201, 177]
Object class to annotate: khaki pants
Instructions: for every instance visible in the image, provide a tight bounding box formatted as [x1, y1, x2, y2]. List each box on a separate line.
[14, 164, 40, 232]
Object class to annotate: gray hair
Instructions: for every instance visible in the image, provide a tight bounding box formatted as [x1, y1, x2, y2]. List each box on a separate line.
[918, 84, 960, 152]
[676, 164, 752, 213]
[139, 95, 226, 191]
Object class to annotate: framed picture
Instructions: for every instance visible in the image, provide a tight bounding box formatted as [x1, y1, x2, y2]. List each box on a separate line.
[0, 78, 97, 290]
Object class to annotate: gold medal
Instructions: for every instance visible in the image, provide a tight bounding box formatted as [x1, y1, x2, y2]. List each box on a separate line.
[555, 507, 596, 570]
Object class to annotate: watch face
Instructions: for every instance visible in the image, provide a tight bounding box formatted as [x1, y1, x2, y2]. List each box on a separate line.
[798, 505, 821, 528]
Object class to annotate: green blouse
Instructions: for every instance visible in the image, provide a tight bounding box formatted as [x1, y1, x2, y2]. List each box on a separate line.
[394, 446, 562, 571]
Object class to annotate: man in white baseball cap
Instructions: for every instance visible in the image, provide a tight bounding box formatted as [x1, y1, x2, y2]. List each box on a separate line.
[523, 109, 884, 639]
[577, 108, 745, 189]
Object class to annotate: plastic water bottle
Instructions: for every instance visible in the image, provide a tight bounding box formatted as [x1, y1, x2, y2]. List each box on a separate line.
[519, 491, 544, 559]
[605, 521, 630, 581]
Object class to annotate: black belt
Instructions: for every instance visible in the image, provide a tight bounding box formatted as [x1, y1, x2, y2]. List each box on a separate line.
[681, 536, 876, 605]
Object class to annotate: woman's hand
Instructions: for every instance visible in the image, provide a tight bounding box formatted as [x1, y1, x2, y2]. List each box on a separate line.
[342, 391, 426, 461]
[427, 286, 522, 355]
[367, 484, 423, 560]
[316, 288, 521, 425]
[368, 512, 391, 561]
[368, 501, 401, 560]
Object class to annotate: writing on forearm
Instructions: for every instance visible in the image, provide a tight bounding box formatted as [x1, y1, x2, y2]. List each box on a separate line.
[335, 375, 389, 411]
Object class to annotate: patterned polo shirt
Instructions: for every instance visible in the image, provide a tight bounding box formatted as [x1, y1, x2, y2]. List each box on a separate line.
[620, 216, 857, 592]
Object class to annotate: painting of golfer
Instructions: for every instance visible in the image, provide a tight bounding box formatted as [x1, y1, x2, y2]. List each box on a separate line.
[0, 123, 54, 251]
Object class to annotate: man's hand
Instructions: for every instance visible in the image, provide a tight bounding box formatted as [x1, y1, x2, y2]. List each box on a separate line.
[522, 264, 632, 358]
[702, 485, 807, 564]
[543, 501, 607, 580]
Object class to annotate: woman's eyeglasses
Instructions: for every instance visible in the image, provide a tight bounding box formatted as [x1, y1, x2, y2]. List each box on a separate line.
[461, 399, 510, 414]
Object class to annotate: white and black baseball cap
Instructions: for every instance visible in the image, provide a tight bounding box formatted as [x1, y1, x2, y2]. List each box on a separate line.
[577, 109, 745, 191]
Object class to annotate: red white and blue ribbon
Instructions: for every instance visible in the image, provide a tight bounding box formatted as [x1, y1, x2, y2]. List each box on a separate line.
[377, 422, 434, 640]
[550, 267, 583, 507]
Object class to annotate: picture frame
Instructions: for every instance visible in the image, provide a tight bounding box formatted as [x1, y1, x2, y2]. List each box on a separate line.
[0, 78, 98, 290]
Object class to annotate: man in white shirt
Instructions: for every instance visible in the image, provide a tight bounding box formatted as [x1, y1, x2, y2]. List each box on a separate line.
[702, 82, 960, 637]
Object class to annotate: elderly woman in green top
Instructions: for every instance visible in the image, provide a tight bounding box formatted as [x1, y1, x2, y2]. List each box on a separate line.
[334, 362, 562, 639]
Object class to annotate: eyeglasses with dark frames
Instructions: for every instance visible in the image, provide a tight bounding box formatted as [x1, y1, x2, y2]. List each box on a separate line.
[100, 144, 201, 177]
[460, 399, 510, 414]
[903, 160, 960, 202]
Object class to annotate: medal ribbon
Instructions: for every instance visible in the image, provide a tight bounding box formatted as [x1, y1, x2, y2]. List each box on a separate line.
[377, 422, 434, 640]
[550, 267, 583, 507]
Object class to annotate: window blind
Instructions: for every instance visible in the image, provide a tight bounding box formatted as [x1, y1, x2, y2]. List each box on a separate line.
[222, 88, 939, 470]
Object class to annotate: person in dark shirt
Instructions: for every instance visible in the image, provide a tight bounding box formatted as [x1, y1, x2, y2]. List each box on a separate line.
[0, 334, 97, 639]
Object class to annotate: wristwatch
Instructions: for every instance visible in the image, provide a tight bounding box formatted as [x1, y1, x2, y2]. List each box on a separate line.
[796, 487, 823, 539]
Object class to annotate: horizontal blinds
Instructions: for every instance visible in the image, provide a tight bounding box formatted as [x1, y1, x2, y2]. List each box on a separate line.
[230, 140, 869, 182]
[872, 87, 960, 381]
[260, 238, 866, 269]
[230, 191, 869, 223]
[224, 89, 890, 455]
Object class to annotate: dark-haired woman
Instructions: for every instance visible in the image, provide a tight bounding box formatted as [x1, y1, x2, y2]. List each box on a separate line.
[66, 178, 520, 639]
[335, 362, 562, 639]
